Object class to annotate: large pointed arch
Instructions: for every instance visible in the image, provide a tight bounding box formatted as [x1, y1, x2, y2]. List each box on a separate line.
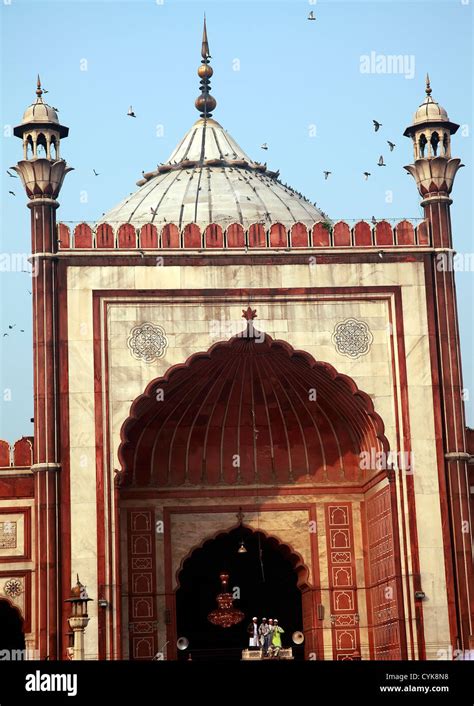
[118, 333, 389, 488]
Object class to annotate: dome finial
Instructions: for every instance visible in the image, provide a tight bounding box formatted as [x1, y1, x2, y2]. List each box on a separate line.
[425, 73, 432, 97]
[201, 14, 210, 60]
[195, 15, 217, 118]
[36, 74, 43, 99]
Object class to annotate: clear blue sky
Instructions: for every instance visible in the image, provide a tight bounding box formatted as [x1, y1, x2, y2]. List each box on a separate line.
[1, 0, 472, 442]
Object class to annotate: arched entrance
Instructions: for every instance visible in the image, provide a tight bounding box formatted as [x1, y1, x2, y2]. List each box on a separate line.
[176, 526, 305, 661]
[0, 599, 25, 655]
[117, 329, 406, 660]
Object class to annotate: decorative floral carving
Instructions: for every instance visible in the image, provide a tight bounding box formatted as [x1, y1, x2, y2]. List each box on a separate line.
[332, 319, 373, 358]
[0, 521, 17, 549]
[128, 323, 168, 363]
[4, 578, 22, 598]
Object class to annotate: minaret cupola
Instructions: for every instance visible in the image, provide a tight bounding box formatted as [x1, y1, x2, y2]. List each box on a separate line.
[404, 75, 462, 201]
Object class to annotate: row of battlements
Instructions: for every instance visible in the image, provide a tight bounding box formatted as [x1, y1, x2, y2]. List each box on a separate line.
[56, 219, 431, 251]
[0, 438, 33, 469]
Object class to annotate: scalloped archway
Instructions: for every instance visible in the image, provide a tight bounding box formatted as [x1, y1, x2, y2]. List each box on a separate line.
[175, 525, 310, 660]
[175, 523, 311, 591]
[118, 332, 389, 488]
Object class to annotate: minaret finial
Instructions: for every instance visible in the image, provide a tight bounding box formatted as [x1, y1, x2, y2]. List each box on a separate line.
[36, 74, 43, 99]
[195, 16, 217, 118]
[425, 73, 432, 97]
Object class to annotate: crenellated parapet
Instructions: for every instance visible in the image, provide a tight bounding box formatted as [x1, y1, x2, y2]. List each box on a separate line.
[57, 219, 431, 251]
[0, 437, 33, 470]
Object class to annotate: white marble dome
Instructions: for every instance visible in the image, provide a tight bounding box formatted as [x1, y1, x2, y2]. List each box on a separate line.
[413, 95, 449, 126]
[21, 99, 59, 126]
[99, 118, 327, 228]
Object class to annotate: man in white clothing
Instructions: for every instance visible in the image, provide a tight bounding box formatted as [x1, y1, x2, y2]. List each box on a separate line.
[247, 616, 259, 648]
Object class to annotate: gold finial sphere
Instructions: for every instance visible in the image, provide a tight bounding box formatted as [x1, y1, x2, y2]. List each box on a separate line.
[198, 64, 213, 79]
[195, 94, 217, 115]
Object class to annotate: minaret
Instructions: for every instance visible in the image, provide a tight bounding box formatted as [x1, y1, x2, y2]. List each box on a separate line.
[404, 74, 463, 248]
[405, 77, 474, 651]
[12, 76, 72, 659]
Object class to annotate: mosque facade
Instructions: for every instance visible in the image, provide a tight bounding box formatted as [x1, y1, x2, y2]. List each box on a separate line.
[0, 22, 473, 661]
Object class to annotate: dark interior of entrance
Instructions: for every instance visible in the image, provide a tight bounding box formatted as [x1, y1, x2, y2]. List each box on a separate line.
[176, 527, 303, 661]
[0, 599, 25, 654]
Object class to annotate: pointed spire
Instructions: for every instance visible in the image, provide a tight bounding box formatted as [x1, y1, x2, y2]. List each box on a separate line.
[195, 16, 217, 118]
[425, 73, 432, 97]
[201, 15, 210, 59]
[36, 74, 43, 100]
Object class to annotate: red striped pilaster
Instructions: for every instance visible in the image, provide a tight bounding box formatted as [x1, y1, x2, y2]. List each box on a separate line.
[423, 195, 474, 650]
[29, 200, 62, 660]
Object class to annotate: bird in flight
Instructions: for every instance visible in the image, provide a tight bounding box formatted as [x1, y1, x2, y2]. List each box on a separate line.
[93, 169, 100, 176]
[373, 120, 382, 132]
[8, 325, 16, 330]
[323, 171, 332, 180]
[387, 141, 396, 151]
[8, 190, 16, 196]
[260, 143, 268, 151]
[6, 170, 17, 178]
[308, 10, 316, 20]
[363, 172, 371, 180]
[127, 106, 136, 118]
[377, 156, 386, 167]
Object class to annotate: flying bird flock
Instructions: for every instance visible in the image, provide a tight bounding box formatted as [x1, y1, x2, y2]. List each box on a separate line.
[304, 10, 397, 190]
[2, 324, 25, 338]
[322, 117, 397, 189]
[6, 13, 397, 224]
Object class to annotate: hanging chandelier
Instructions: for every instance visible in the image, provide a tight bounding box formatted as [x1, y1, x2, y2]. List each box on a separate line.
[236, 506, 247, 554]
[207, 573, 245, 628]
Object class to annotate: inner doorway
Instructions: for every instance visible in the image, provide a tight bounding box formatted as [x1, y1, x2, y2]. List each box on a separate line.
[0, 599, 25, 655]
[175, 527, 304, 661]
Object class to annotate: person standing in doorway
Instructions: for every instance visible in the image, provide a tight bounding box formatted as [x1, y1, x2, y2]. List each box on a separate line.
[247, 616, 259, 648]
[267, 618, 274, 657]
[258, 617, 271, 657]
[270, 618, 284, 658]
